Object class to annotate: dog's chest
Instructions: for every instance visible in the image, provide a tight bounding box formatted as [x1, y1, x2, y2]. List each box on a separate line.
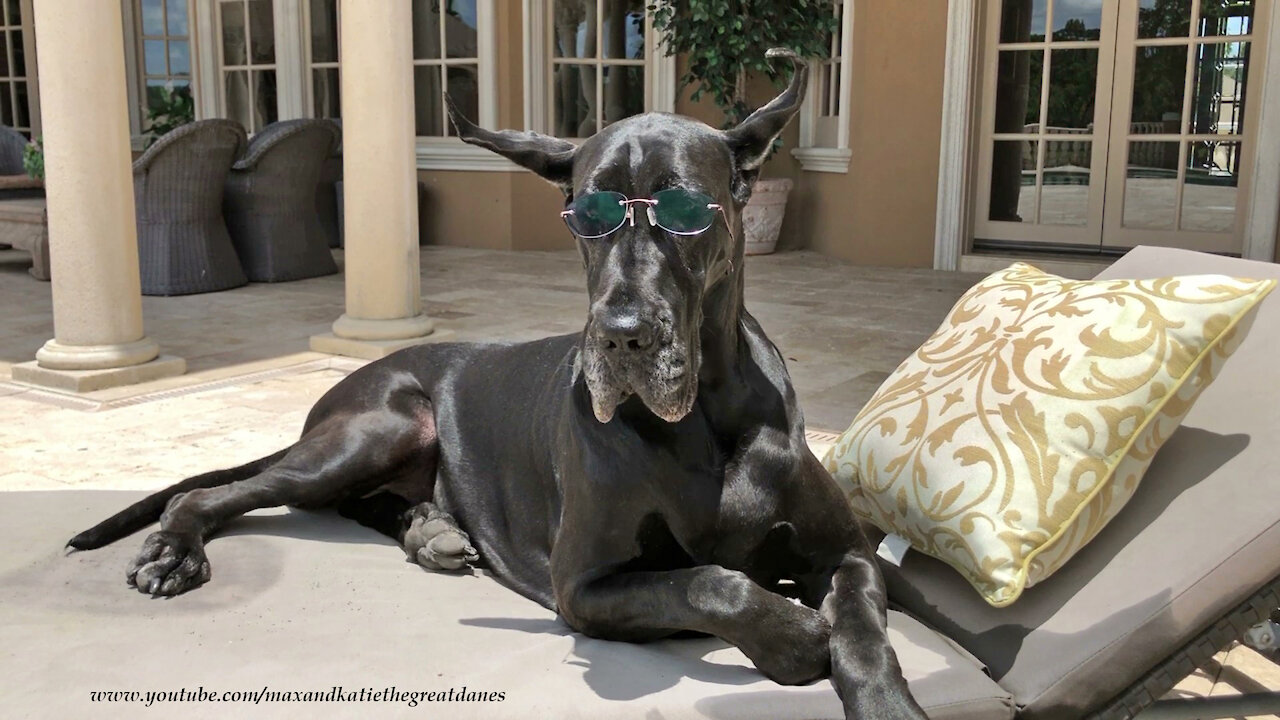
[605, 407, 793, 570]
[643, 458, 789, 570]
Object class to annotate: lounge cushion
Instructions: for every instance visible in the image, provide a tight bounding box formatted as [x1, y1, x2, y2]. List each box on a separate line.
[877, 247, 1280, 719]
[822, 263, 1273, 607]
[1, 490, 1014, 720]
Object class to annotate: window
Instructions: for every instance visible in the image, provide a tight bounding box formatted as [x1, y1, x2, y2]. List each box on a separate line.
[794, 0, 852, 173]
[136, 0, 192, 128]
[410, 0, 506, 171]
[549, 0, 645, 137]
[190, 0, 499, 169]
[0, 0, 37, 136]
[525, 0, 675, 138]
[411, 0, 482, 137]
[217, 0, 277, 132]
[305, 0, 340, 119]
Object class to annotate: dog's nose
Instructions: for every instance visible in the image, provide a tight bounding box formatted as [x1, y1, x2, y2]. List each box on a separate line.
[597, 313, 656, 353]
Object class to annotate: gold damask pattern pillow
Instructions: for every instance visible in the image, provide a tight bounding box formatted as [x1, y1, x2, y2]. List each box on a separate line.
[822, 263, 1275, 607]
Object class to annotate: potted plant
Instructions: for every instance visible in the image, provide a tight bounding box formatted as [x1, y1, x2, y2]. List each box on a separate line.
[651, 0, 837, 254]
[22, 138, 43, 181]
[144, 84, 196, 148]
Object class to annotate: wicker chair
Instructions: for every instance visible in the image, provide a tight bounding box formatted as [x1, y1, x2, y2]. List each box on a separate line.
[0, 125, 30, 175]
[224, 119, 341, 282]
[133, 119, 249, 296]
[315, 119, 343, 248]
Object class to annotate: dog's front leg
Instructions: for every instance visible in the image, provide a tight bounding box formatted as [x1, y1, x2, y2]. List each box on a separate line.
[817, 551, 928, 720]
[558, 566, 831, 685]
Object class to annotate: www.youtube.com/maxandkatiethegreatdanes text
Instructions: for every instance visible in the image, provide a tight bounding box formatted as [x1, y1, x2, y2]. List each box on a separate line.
[88, 685, 507, 708]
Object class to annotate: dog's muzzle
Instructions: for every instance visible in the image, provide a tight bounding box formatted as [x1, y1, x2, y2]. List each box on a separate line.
[581, 311, 698, 424]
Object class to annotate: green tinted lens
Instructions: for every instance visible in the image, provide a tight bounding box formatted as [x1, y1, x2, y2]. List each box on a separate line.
[652, 188, 717, 234]
[566, 191, 628, 237]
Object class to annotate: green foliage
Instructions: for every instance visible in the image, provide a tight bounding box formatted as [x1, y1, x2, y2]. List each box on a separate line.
[649, 0, 839, 127]
[22, 138, 42, 181]
[144, 84, 195, 148]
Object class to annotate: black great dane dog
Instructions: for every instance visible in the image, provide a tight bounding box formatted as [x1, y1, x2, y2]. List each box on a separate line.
[69, 50, 927, 720]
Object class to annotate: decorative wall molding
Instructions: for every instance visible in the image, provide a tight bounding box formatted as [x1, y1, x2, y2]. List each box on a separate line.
[415, 139, 523, 172]
[790, 147, 852, 173]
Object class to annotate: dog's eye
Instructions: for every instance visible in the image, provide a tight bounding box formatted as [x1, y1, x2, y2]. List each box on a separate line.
[652, 189, 718, 235]
[562, 191, 629, 239]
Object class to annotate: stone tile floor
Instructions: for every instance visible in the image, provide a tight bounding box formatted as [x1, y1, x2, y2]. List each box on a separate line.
[0, 246, 981, 434]
[0, 245, 1275, 709]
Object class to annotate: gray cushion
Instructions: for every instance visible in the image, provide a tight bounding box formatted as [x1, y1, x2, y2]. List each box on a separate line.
[2, 490, 1013, 720]
[877, 246, 1280, 719]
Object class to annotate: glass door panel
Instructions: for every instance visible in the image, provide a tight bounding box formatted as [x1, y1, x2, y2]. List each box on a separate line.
[974, 0, 1119, 248]
[1101, 0, 1264, 253]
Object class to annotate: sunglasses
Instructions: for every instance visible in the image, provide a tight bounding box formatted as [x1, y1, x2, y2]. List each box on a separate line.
[560, 188, 733, 242]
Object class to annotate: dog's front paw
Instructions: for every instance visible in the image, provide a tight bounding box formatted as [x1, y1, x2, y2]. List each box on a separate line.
[126, 531, 211, 596]
[746, 603, 832, 686]
[403, 504, 479, 572]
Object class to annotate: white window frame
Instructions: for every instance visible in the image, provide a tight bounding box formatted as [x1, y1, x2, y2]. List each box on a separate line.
[185, 0, 503, 170]
[413, 0, 505, 170]
[933, 0, 1280, 268]
[123, 0, 194, 150]
[295, 0, 506, 171]
[301, 0, 339, 119]
[412, 1, 503, 170]
[190, 0, 302, 129]
[522, 0, 676, 139]
[214, 0, 282, 134]
[0, 0, 40, 138]
[792, 0, 853, 173]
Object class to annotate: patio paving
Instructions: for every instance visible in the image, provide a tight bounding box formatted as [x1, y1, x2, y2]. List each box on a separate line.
[0, 245, 984, 436]
[0, 245, 1275, 708]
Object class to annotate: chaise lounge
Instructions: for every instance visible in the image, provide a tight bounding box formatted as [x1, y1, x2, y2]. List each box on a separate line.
[2, 245, 1277, 719]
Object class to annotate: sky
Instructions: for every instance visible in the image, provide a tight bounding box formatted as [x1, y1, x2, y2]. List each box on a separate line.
[1031, 0, 1105, 32]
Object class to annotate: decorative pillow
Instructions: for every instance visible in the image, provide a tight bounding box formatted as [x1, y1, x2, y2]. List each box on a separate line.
[822, 263, 1275, 607]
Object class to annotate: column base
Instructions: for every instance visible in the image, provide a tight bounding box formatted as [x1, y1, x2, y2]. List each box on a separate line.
[309, 331, 452, 361]
[11, 355, 186, 393]
[35, 337, 160, 371]
[331, 313, 435, 342]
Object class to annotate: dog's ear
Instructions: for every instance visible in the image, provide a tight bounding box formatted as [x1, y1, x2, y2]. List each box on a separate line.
[722, 48, 808, 202]
[446, 96, 576, 194]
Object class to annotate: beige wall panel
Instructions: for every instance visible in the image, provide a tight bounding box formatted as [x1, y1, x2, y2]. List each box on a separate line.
[418, 171, 512, 250]
[802, 0, 948, 267]
[510, 173, 575, 250]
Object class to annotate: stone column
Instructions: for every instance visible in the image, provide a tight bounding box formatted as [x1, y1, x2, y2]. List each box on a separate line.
[310, 1, 434, 359]
[12, 0, 184, 393]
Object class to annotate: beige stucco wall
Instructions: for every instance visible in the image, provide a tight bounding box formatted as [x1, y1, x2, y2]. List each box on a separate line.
[417, 0, 949, 266]
[790, 0, 948, 267]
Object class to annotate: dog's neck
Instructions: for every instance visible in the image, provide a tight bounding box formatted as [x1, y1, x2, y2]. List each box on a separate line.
[697, 256, 748, 389]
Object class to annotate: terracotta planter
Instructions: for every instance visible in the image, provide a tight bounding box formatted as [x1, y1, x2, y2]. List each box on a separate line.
[742, 177, 793, 255]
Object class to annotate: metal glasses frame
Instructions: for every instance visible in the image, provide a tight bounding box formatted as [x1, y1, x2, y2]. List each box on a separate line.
[560, 193, 735, 243]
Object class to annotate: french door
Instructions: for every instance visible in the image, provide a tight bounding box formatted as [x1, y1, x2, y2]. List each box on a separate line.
[973, 0, 1269, 255]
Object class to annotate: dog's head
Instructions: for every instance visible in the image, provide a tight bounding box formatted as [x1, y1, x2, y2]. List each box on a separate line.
[448, 50, 806, 423]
